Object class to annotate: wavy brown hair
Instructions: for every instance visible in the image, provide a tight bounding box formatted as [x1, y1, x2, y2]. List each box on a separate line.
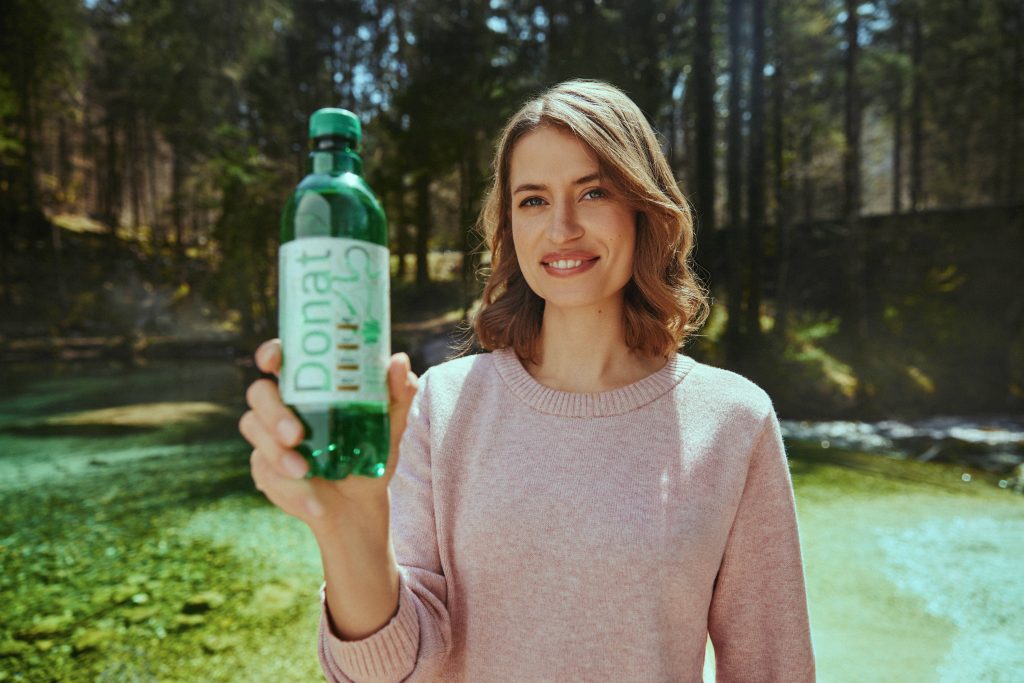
[472, 80, 710, 363]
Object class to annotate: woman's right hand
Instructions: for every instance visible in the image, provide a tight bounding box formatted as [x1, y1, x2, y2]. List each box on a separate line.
[239, 339, 419, 532]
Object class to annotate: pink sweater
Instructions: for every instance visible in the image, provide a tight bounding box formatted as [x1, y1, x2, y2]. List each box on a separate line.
[317, 349, 815, 682]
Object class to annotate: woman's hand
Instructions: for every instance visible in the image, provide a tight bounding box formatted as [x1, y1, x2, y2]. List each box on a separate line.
[239, 339, 419, 532]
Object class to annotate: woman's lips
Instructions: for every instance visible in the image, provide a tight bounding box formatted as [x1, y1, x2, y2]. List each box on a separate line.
[541, 256, 599, 276]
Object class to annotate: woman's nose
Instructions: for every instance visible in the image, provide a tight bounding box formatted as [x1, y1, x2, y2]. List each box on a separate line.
[546, 198, 584, 243]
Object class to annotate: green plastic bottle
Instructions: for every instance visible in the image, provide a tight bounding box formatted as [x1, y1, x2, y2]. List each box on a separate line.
[278, 108, 390, 480]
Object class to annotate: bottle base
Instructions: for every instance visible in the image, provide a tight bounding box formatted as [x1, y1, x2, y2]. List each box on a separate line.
[291, 403, 389, 480]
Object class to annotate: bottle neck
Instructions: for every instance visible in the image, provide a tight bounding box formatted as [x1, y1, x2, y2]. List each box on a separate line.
[309, 137, 362, 175]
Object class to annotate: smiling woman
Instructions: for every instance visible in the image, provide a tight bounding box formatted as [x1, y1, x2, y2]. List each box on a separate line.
[510, 126, 637, 314]
[241, 79, 817, 683]
[474, 80, 710, 368]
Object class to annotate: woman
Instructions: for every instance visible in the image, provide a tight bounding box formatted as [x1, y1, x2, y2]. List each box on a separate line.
[240, 80, 815, 681]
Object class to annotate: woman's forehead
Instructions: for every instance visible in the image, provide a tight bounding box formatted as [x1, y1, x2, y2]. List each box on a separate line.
[508, 126, 601, 187]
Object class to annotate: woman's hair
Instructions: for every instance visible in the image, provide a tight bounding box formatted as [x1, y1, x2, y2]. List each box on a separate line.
[472, 79, 710, 362]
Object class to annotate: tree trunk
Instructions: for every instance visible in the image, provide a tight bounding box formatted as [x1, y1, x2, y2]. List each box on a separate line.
[909, 12, 924, 212]
[892, 12, 905, 214]
[50, 215, 69, 317]
[693, 0, 716, 276]
[146, 122, 161, 244]
[57, 115, 72, 208]
[725, 0, 746, 362]
[843, 0, 870, 404]
[745, 0, 766, 344]
[18, 63, 39, 220]
[83, 106, 98, 218]
[843, 1, 862, 228]
[666, 68, 681, 173]
[1005, 0, 1021, 203]
[103, 114, 122, 234]
[395, 187, 409, 281]
[681, 71, 696, 203]
[540, 1, 562, 79]
[414, 172, 432, 288]
[771, 0, 791, 342]
[0, 216, 11, 307]
[800, 128, 815, 222]
[172, 145, 186, 262]
[189, 185, 200, 249]
[0, 158, 15, 306]
[459, 145, 481, 315]
[128, 111, 144, 235]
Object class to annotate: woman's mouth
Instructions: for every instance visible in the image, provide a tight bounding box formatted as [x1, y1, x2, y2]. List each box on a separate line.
[541, 256, 599, 276]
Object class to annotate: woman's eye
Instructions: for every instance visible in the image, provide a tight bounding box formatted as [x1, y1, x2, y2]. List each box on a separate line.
[583, 188, 607, 200]
[519, 196, 546, 207]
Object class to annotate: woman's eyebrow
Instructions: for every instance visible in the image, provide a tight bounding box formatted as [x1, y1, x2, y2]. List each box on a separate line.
[512, 172, 601, 195]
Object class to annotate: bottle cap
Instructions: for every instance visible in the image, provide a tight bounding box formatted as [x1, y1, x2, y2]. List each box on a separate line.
[309, 108, 360, 143]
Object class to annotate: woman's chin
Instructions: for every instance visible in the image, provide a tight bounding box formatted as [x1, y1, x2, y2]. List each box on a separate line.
[539, 291, 626, 313]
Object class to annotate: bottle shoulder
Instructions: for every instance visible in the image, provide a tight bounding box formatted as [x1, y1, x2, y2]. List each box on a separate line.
[284, 171, 387, 245]
[296, 172, 382, 207]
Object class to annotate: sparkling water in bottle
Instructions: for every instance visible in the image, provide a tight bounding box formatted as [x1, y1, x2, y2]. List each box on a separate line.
[278, 108, 390, 479]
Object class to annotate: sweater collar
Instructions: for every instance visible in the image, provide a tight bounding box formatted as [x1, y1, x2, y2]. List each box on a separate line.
[491, 347, 695, 418]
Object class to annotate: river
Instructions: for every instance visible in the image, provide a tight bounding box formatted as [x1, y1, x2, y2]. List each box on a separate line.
[0, 359, 1021, 682]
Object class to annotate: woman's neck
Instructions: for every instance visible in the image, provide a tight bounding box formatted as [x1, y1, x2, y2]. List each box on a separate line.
[525, 299, 667, 393]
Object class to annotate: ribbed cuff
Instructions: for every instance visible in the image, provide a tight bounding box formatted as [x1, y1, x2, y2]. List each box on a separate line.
[319, 580, 420, 682]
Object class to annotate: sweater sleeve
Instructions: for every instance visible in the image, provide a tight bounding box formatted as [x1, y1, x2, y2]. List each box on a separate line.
[707, 408, 816, 682]
[317, 370, 452, 682]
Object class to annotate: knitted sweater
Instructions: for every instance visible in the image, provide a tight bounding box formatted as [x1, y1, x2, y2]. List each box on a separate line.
[317, 349, 815, 682]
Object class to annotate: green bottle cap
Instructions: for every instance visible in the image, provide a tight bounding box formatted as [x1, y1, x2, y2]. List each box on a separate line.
[309, 108, 360, 143]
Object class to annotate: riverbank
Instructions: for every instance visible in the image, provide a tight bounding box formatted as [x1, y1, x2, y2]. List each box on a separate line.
[1, 360, 1022, 681]
[785, 441, 1024, 683]
[0, 313, 464, 371]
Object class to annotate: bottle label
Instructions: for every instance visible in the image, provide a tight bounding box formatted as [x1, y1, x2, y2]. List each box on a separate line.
[279, 236, 390, 405]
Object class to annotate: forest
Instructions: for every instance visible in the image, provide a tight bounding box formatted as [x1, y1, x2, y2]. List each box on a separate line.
[2, 3, 1024, 681]
[1, 0, 1022, 418]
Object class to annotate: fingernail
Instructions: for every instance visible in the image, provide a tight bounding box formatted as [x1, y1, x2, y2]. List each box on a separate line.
[306, 497, 324, 518]
[283, 453, 307, 478]
[278, 419, 301, 444]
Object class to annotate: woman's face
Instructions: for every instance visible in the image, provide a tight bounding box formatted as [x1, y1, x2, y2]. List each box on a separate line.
[508, 125, 636, 313]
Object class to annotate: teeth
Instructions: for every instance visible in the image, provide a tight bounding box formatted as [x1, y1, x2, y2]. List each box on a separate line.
[550, 259, 583, 269]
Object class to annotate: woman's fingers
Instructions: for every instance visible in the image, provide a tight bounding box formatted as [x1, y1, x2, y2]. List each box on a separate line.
[388, 353, 418, 444]
[255, 339, 282, 376]
[250, 448, 323, 520]
[384, 353, 418, 480]
[245, 340, 329, 525]
[239, 410, 309, 479]
[245, 378, 304, 448]
[245, 345, 412, 523]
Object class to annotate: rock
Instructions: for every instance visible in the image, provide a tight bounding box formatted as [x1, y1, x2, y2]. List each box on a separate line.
[249, 582, 296, 613]
[71, 628, 115, 656]
[123, 606, 160, 624]
[17, 613, 74, 640]
[200, 633, 239, 654]
[34, 640, 55, 652]
[1009, 463, 1024, 494]
[90, 588, 113, 606]
[110, 584, 142, 605]
[0, 640, 31, 658]
[182, 590, 225, 614]
[171, 614, 206, 631]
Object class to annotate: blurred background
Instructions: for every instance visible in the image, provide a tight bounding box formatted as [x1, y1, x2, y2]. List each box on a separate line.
[0, 0, 1021, 681]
